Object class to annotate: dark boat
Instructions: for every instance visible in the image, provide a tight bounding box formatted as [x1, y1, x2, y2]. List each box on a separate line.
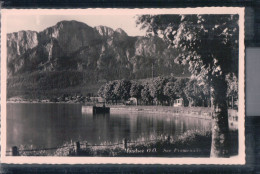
[82, 105, 110, 114]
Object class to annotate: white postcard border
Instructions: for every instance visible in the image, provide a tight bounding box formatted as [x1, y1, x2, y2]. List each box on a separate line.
[1, 7, 245, 164]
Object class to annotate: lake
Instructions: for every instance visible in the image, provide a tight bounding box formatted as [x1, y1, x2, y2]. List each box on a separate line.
[6, 103, 211, 151]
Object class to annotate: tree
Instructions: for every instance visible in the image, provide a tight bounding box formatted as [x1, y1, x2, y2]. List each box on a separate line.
[196, 76, 211, 107]
[137, 14, 239, 157]
[172, 78, 189, 106]
[149, 76, 169, 105]
[141, 83, 153, 105]
[184, 78, 199, 107]
[163, 81, 177, 105]
[97, 84, 105, 98]
[130, 82, 144, 105]
[184, 78, 208, 107]
[113, 79, 132, 103]
[103, 81, 117, 104]
[226, 73, 238, 108]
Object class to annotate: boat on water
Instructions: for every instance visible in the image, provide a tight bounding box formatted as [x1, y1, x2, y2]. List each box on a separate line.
[82, 104, 110, 114]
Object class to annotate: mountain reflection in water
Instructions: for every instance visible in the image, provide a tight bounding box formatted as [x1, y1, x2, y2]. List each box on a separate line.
[7, 103, 211, 150]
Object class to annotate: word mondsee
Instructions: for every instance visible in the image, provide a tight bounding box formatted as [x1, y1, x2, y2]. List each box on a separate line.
[126, 148, 202, 154]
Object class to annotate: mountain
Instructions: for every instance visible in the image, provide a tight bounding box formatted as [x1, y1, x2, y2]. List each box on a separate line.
[7, 20, 189, 98]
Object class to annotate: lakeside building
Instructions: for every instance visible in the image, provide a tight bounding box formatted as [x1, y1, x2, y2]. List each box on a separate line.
[174, 98, 184, 107]
[126, 97, 138, 105]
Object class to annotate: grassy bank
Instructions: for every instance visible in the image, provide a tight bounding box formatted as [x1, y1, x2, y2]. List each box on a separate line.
[12, 130, 238, 157]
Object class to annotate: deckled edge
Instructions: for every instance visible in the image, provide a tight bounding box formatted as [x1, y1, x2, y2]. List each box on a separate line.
[0, 7, 246, 165]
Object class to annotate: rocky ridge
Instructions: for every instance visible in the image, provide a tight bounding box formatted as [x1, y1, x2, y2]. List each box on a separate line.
[7, 20, 189, 96]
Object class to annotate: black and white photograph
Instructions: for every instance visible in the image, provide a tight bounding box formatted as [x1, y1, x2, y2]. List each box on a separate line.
[1, 8, 245, 164]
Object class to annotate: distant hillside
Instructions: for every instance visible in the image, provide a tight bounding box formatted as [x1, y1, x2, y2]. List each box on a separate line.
[7, 20, 190, 98]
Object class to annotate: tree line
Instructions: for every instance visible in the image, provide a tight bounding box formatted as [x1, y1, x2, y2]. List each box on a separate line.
[97, 75, 237, 107]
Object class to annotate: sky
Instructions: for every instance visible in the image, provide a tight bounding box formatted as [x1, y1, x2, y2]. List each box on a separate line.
[6, 15, 147, 36]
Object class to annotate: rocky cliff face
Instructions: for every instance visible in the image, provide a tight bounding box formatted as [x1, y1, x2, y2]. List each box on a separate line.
[7, 30, 38, 61]
[7, 20, 189, 90]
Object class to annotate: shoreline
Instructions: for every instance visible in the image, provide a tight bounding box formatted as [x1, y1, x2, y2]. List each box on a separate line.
[110, 107, 212, 120]
[7, 101, 238, 126]
[7, 100, 83, 104]
[108, 106, 239, 129]
[7, 101, 237, 115]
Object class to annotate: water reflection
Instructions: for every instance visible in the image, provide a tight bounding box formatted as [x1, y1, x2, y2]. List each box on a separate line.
[7, 103, 211, 150]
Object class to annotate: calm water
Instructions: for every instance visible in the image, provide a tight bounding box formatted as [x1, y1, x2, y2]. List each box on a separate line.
[7, 103, 211, 150]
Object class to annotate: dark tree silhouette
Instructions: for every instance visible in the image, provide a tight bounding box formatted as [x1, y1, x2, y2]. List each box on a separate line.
[184, 78, 209, 107]
[113, 79, 132, 102]
[130, 82, 144, 105]
[141, 83, 154, 105]
[103, 81, 118, 104]
[149, 76, 169, 105]
[137, 14, 239, 157]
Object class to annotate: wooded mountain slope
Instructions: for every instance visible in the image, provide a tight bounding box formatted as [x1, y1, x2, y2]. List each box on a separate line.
[7, 20, 189, 97]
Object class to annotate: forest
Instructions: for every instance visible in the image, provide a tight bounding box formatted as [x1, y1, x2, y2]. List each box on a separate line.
[97, 74, 238, 108]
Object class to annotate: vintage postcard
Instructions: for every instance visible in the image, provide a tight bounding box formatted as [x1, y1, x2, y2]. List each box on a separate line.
[1, 8, 245, 164]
